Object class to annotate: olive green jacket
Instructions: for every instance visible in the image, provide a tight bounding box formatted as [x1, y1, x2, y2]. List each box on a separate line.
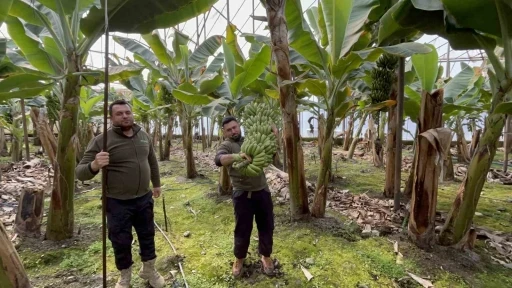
[75, 123, 160, 200]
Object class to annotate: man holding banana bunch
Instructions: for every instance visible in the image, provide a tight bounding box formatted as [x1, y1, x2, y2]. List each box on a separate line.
[215, 115, 277, 277]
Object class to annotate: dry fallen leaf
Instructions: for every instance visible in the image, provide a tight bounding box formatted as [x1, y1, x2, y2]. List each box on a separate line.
[300, 265, 313, 281]
[407, 272, 434, 288]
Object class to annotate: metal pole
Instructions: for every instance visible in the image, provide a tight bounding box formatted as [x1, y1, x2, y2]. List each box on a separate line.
[227, 0, 230, 24]
[394, 56, 405, 212]
[446, 43, 451, 78]
[102, 0, 109, 286]
[252, 0, 255, 33]
[504, 115, 510, 172]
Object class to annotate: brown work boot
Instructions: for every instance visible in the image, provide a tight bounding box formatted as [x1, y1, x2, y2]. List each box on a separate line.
[139, 258, 165, 288]
[115, 266, 132, 288]
[261, 256, 274, 275]
[232, 258, 244, 277]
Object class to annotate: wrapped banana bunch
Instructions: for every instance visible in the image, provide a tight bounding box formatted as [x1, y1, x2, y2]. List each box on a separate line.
[233, 102, 280, 177]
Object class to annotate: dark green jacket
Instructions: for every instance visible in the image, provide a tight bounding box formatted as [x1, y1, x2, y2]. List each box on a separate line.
[215, 137, 268, 192]
[75, 123, 160, 200]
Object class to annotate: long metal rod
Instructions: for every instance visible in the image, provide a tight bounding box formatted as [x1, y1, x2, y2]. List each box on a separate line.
[102, 0, 109, 286]
[394, 56, 405, 212]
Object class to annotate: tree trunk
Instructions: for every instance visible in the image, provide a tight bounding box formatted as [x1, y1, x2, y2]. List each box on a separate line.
[439, 83, 511, 247]
[379, 112, 386, 140]
[201, 117, 206, 152]
[36, 111, 58, 164]
[30, 107, 41, 146]
[370, 115, 383, 167]
[14, 187, 44, 237]
[443, 152, 455, 181]
[455, 117, 470, 163]
[163, 115, 174, 161]
[0, 221, 31, 288]
[208, 116, 216, 148]
[384, 91, 398, 198]
[342, 113, 354, 151]
[266, 0, 310, 219]
[317, 114, 326, 157]
[11, 135, 21, 162]
[158, 121, 164, 161]
[0, 127, 7, 156]
[46, 54, 81, 241]
[184, 116, 197, 179]
[20, 99, 30, 161]
[504, 116, 511, 172]
[470, 129, 481, 157]
[404, 127, 419, 198]
[348, 113, 368, 159]
[408, 89, 445, 249]
[312, 112, 336, 217]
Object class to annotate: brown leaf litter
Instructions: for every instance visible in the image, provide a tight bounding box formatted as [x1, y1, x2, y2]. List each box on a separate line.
[1, 158, 52, 237]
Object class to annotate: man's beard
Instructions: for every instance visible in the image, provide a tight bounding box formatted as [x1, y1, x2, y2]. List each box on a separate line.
[230, 134, 241, 141]
[114, 119, 133, 131]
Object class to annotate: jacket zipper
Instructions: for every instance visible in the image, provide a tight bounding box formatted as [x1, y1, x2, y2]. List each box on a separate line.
[133, 137, 141, 196]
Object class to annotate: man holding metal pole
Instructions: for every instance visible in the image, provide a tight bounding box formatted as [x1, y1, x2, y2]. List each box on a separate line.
[214, 116, 276, 277]
[76, 99, 165, 288]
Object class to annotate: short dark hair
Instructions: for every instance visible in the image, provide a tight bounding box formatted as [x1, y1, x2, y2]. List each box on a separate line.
[109, 99, 131, 116]
[221, 116, 238, 128]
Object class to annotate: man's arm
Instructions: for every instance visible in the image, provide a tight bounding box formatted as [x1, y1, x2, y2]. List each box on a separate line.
[75, 137, 101, 181]
[148, 137, 161, 189]
[214, 142, 251, 167]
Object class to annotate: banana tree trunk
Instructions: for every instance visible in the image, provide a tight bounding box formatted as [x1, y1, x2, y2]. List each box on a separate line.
[317, 114, 326, 157]
[348, 113, 368, 159]
[312, 112, 336, 218]
[379, 112, 386, 140]
[504, 116, 511, 172]
[46, 54, 81, 241]
[455, 117, 470, 163]
[201, 117, 206, 152]
[158, 121, 164, 161]
[10, 134, 21, 162]
[0, 127, 6, 156]
[266, 0, 310, 219]
[208, 116, 216, 148]
[0, 221, 30, 288]
[370, 115, 383, 167]
[408, 89, 445, 249]
[30, 107, 41, 146]
[163, 115, 174, 161]
[443, 152, 455, 181]
[439, 82, 511, 247]
[384, 91, 398, 198]
[469, 129, 481, 157]
[36, 111, 57, 164]
[404, 126, 419, 198]
[183, 116, 197, 179]
[20, 99, 30, 161]
[343, 113, 354, 151]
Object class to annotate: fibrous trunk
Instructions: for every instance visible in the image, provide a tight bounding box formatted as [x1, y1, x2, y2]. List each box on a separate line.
[408, 89, 445, 249]
[317, 114, 326, 157]
[20, 99, 30, 161]
[455, 117, 471, 163]
[439, 82, 511, 247]
[201, 117, 206, 152]
[183, 115, 197, 179]
[348, 113, 368, 159]
[15, 187, 44, 237]
[266, 0, 310, 219]
[46, 54, 81, 240]
[343, 113, 354, 151]
[163, 115, 174, 161]
[384, 90, 398, 198]
[443, 152, 455, 181]
[312, 112, 336, 217]
[208, 116, 216, 148]
[504, 116, 511, 172]
[370, 115, 383, 167]
[0, 221, 31, 288]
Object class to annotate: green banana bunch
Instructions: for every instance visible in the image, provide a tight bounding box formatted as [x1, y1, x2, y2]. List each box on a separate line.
[369, 53, 398, 106]
[233, 102, 280, 177]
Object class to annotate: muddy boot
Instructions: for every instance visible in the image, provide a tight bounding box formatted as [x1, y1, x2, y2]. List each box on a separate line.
[261, 256, 274, 275]
[232, 258, 244, 277]
[115, 266, 132, 288]
[139, 258, 165, 288]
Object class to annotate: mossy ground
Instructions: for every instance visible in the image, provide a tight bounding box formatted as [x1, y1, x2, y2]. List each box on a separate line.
[5, 142, 512, 287]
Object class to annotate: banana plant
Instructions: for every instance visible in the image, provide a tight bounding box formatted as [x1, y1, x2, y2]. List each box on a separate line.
[76, 87, 104, 160]
[114, 30, 224, 178]
[281, 0, 430, 217]
[380, 0, 512, 247]
[4, 0, 219, 241]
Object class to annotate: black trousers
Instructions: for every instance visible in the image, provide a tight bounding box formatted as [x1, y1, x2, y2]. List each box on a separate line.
[232, 189, 274, 259]
[106, 191, 156, 270]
